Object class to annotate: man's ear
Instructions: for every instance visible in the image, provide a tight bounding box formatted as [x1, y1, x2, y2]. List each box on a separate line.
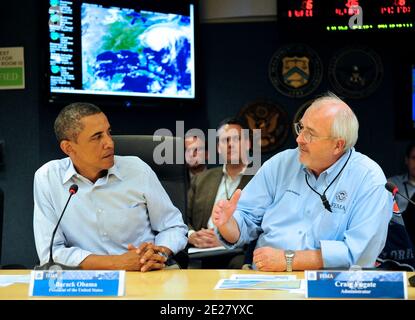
[60, 140, 73, 157]
[334, 139, 346, 155]
[217, 141, 222, 155]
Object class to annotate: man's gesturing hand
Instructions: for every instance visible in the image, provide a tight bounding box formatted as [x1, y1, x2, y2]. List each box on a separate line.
[212, 189, 241, 228]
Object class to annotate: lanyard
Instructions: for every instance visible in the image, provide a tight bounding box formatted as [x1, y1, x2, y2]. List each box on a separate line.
[224, 174, 233, 200]
[305, 149, 352, 213]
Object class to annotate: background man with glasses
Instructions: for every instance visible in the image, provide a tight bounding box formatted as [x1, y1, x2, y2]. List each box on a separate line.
[211, 93, 393, 271]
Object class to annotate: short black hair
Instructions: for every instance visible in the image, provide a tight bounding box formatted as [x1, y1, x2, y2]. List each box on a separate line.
[216, 116, 249, 132]
[216, 116, 252, 148]
[54, 102, 102, 142]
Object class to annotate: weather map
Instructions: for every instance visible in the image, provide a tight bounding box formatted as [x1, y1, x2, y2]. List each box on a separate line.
[81, 3, 194, 98]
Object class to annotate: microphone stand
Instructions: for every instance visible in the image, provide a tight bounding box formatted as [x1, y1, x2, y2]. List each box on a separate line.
[35, 185, 80, 271]
[396, 191, 415, 207]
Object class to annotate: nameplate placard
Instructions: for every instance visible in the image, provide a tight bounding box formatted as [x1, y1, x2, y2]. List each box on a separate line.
[29, 270, 125, 297]
[305, 270, 407, 299]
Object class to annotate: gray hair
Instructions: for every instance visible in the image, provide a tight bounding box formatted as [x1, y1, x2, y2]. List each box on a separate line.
[310, 92, 359, 151]
[54, 102, 102, 142]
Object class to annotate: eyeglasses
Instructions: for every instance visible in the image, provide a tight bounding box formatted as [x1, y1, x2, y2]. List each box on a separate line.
[294, 122, 333, 143]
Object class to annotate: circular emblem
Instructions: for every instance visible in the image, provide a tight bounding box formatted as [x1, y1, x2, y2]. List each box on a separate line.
[335, 191, 348, 202]
[328, 46, 383, 99]
[269, 43, 323, 98]
[292, 99, 314, 138]
[238, 101, 289, 153]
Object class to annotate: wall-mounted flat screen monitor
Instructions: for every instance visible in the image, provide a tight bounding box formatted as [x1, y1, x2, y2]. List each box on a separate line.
[45, 0, 198, 108]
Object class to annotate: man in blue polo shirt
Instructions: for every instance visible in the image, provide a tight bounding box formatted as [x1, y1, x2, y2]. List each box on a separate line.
[212, 93, 393, 271]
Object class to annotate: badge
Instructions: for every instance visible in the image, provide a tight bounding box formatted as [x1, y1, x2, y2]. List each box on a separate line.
[335, 191, 348, 202]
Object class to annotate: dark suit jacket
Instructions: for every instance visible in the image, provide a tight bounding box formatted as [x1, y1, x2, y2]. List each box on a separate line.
[187, 166, 252, 231]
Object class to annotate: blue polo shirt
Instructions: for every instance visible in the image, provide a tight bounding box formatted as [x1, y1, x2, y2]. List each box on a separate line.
[222, 148, 393, 269]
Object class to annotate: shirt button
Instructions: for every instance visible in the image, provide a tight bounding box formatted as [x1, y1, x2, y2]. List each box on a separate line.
[103, 232, 107, 236]
[298, 230, 302, 234]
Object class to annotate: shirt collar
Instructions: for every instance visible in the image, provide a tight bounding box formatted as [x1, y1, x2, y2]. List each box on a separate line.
[62, 159, 78, 184]
[222, 164, 247, 178]
[302, 148, 354, 181]
[108, 159, 124, 181]
[402, 173, 410, 184]
[62, 157, 124, 185]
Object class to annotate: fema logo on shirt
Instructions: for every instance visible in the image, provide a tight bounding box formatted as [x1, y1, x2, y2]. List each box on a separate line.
[335, 191, 348, 202]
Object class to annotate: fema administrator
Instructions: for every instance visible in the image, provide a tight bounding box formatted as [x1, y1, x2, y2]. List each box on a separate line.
[212, 92, 393, 272]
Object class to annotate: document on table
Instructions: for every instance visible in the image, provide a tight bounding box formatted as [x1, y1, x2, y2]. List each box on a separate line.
[215, 274, 305, 293]
[0, 275, 31, 287]
[230, 274, 297, 281]
[188, 246, 226, 254]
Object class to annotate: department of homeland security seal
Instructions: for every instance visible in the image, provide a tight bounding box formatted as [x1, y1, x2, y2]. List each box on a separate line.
[238, 101, 289, 153]
[336, 191, 348, 202]
[328, 46, 383, 99]
[269, 43, 323, 98]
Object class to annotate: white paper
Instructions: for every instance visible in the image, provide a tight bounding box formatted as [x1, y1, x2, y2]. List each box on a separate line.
[230, 274, 297, 281]
[0, 275, 31, 287]
[188, 246, 227, 254]
[214, 278, 302, 290]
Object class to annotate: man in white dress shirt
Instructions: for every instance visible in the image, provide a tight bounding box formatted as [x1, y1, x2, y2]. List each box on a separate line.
[33, 102, 187, 271]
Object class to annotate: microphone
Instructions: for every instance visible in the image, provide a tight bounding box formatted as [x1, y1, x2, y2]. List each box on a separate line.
[35, 184, 79, 270]
[385, 182, 415, 206]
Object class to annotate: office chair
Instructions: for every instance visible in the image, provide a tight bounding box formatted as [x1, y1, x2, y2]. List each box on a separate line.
[376, 213, 415, 271]
[112, 135, 189, 268]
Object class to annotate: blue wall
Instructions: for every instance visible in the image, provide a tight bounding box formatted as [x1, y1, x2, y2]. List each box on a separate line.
[0, 1, 412, 267]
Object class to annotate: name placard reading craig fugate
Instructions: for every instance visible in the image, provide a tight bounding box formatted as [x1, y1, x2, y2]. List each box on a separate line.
[305, 270, 407, 299]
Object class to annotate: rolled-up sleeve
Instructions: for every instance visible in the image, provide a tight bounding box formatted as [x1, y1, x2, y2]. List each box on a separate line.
[217, 161, 275, 249]
[320, 184, 393, 268]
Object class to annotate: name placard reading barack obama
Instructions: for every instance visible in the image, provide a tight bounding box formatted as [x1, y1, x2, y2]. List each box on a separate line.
[29, 270, 125, 296]
[305, 270, 407, 299]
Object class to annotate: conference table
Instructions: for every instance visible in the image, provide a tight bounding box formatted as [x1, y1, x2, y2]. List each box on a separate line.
[0, 269, 414, 300]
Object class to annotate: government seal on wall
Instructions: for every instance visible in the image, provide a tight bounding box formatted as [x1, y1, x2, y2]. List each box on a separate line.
[238, 101, 289, 153]
[269, 43, 323, 98]
[328, 46, 383, 99]
[292, 99, 314, 137]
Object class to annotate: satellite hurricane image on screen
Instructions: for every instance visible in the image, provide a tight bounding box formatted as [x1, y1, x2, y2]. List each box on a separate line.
[81, 3, 193, 98]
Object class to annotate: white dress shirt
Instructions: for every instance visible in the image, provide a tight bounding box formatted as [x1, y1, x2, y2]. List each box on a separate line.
[33, 156, 188, 266]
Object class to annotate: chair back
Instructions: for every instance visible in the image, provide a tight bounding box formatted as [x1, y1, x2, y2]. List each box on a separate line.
[112, 135, 188, 223]
[377, 213, 415, 271]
